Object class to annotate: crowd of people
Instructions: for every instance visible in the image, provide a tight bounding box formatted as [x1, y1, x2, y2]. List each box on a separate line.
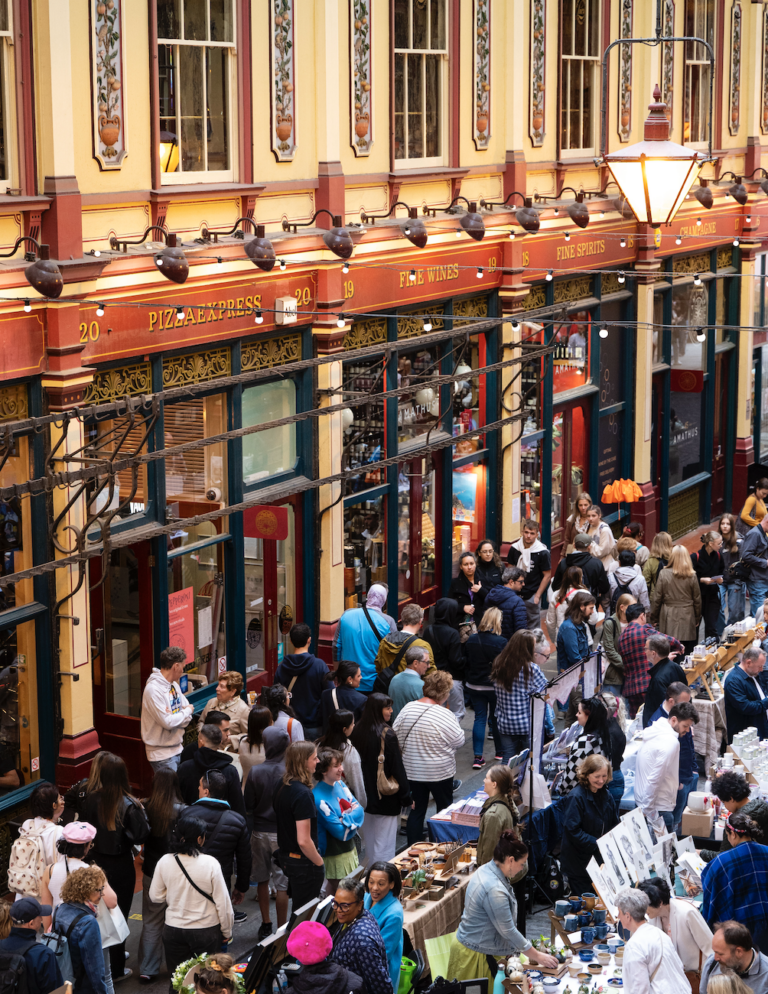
[9, 489, 768, 994]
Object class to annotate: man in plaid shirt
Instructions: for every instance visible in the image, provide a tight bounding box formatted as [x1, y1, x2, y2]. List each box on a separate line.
[618, 603, 684, 718]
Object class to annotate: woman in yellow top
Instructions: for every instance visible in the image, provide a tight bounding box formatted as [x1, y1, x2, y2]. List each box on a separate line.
[740, 479, 768, 528]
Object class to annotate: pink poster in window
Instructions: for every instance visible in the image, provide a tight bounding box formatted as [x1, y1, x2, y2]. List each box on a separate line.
[168, 587, 194, 658]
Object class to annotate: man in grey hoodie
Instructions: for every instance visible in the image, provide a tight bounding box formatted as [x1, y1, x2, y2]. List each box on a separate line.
[140, 647, 194, 772]
[244, 727, 290, 940]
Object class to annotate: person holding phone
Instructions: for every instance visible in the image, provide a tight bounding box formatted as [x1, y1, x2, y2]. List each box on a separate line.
[692, 531, 725, 640]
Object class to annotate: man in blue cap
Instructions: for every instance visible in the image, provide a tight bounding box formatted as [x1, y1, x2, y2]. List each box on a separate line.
[0, 897, 62, 994]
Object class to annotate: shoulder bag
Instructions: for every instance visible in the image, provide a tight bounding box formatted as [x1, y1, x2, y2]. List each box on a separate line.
[362, 603, 385, 643]
[375, 729, 400, 798]
[372, 634, 419, 695]
[174, 853, 215, 904]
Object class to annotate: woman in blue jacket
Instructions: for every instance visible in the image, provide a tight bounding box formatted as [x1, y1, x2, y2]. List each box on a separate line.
[313, 747, 365, 891]
[363, 862, 404, 993]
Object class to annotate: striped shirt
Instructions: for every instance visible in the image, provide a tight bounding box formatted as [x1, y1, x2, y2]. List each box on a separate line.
[393, 701, 466, 782]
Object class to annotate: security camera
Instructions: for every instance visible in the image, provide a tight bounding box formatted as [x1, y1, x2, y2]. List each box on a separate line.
[206, 487, 222, 502]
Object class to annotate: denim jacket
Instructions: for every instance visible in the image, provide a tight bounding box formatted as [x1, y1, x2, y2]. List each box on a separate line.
[456, 860, 531, 956]
[52, 901, 107, 994]
[556, 618, 590, 669]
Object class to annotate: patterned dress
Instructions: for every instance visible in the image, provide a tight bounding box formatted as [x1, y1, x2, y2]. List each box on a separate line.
[330, 909, 394, 994]
[555, 732, 608, 796]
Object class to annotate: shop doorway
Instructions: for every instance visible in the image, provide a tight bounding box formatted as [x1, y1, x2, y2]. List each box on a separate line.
[90, 542, 155, 789]
[396, 454, 441, 612]
[244, 497, 301, 687]
[711, 352, 730, 519]
[551, 401, 589, 562]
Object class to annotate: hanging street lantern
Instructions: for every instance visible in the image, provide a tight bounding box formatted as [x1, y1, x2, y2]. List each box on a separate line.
[602, 86, 705, 228]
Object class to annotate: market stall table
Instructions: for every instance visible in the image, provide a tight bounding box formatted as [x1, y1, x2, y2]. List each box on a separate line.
[401, 870, 474, 956]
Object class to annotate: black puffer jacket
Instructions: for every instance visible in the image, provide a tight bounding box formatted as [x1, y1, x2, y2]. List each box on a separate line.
[178, 746, 246, 817]
[191, 797, 252, 893]
[463, 631, 507, 687]
[423, 599, 465, 678]
[287, 962, 363, 994]
[141, 800, 186, 877]
[80, 792, 150, 857]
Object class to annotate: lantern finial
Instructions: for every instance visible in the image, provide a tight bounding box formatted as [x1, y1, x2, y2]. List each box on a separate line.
[644, 85, 670, 141]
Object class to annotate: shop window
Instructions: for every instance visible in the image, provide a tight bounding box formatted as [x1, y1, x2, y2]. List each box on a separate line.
[452, 333, 484, 455]
[168, 533, 226, 684]
[242, 380, 296, 485]
[552, 405, 587, 540]
[342, 358, 385, 494]
[669, 390, 703, 487]
[653, 293, 664, 365]
[0, 619, 38, 795]
[398, 344, 441, 448]
[452, 459, 487, 574]
[553, 311, 591, 394]
[397, 470, 411, 602]
[103, 548, 143, 717]
[0, 1, 12, 184]
[684, 0, 714, 143]
[560, 0, 600, 152]
[244, 506, 296, 677]
[88, 415, 151, 519]
[393, 0, 447, 166]
[761, 345, 768, 460]
[598, 304, 624, 410]
[343, 497, 386, 609]
[597, 413, 623, 514]
[671, 283, 708, 371]
[518, 323, 544, 433]
[521, 437, 542, 522]
[164, 395, 227, 504]
[157, 0, 235, 180]
[0, 435, 33, 612]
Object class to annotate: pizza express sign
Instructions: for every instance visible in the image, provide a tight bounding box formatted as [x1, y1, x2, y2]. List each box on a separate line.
[77, 273, 316, 362]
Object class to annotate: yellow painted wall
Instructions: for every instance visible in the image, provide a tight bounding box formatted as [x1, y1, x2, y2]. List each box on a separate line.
[69, 1, 153, 195]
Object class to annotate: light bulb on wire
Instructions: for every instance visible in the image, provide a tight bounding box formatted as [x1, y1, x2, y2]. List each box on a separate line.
[599, 327, 608, 339]
[342, 262, 349, 274]
[254, 309, 263, 324]
[96, 303, 105, 317]
[23, 300, 30, 313]
[424, 320, 433, 332]
[620, 237, 626, 248]
[176, 307, 185, 322]
[676, 236, 682, 245]
[564, 232, 570, 242]
[337, 315, 346, 329]
[694, 273, 702, 286]
[618, 272, 625, 284]
[696, 328, 706, 342]
[476, 267, 484, 279]
[409, 269, 416, 283]
[546, 270, 553, 281]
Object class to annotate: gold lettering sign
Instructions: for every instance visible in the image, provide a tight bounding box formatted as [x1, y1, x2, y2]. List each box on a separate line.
[556, 239, 607, 262]
[148, 296, 263, 333]
[677, 221, 717, 238]
[399, 264, 461, 288]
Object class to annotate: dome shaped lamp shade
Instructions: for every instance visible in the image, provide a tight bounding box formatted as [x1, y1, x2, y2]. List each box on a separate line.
[516, 199, 541, 233]
[244, 224, 277, 272]
[156, 234, 190, 284]
[694, 180, 714, 209]
[603, 86, 704, 227]
[402, 208, 429, 248]
[25, 244, 63, 298]
[567, 194, 590, 229]
[322, 215, 354, 259]
[459, 202, 486, 241]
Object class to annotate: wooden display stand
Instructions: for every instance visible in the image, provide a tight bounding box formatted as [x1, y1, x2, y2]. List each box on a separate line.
[685, 629, 757, 701]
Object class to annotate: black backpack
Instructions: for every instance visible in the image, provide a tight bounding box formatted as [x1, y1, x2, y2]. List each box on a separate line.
[372, 634, 419, 696]
[609, 577, 634, 615]
[0, 940, 32, 994]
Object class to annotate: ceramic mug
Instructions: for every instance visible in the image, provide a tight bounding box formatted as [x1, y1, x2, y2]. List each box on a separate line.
[564, 915, 578, 931]
[578, 913, 592, 927]
[555, 900, 571, 917]
[582, 892, 597, 911]
[569, 897, 583, 912]
[595, 924, 609, 939]
[582, 928, 596, 944]
[592, 908, 607, 924]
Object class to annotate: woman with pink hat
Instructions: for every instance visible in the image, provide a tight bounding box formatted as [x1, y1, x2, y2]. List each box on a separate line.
[284, 920, 363, 993]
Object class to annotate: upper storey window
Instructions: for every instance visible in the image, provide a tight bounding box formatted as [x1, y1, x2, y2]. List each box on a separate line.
[157, 0, 235, 182]
[393, 0, 447, 167]
[684, 0, 714, 144]
[560, 0, 600, 154]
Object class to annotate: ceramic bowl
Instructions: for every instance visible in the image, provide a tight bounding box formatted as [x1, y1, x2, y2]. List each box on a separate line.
[597, 953, 611, 965]
[577, 974, 591, 982]
[568, 963, 582, 978]
[578, 950, 594, 962]
[543, 979, 560, 990]
[528, 971, 543, 981]
[608, 979, 623, 987]
[588, 963, 603, 974]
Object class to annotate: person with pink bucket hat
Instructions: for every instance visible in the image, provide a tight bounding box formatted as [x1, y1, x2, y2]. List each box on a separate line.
[284, 920, 363, 993]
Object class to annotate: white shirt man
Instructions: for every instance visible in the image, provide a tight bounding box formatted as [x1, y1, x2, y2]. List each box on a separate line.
[141, 647, 193, 771]
[635, 702, 699, 839]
